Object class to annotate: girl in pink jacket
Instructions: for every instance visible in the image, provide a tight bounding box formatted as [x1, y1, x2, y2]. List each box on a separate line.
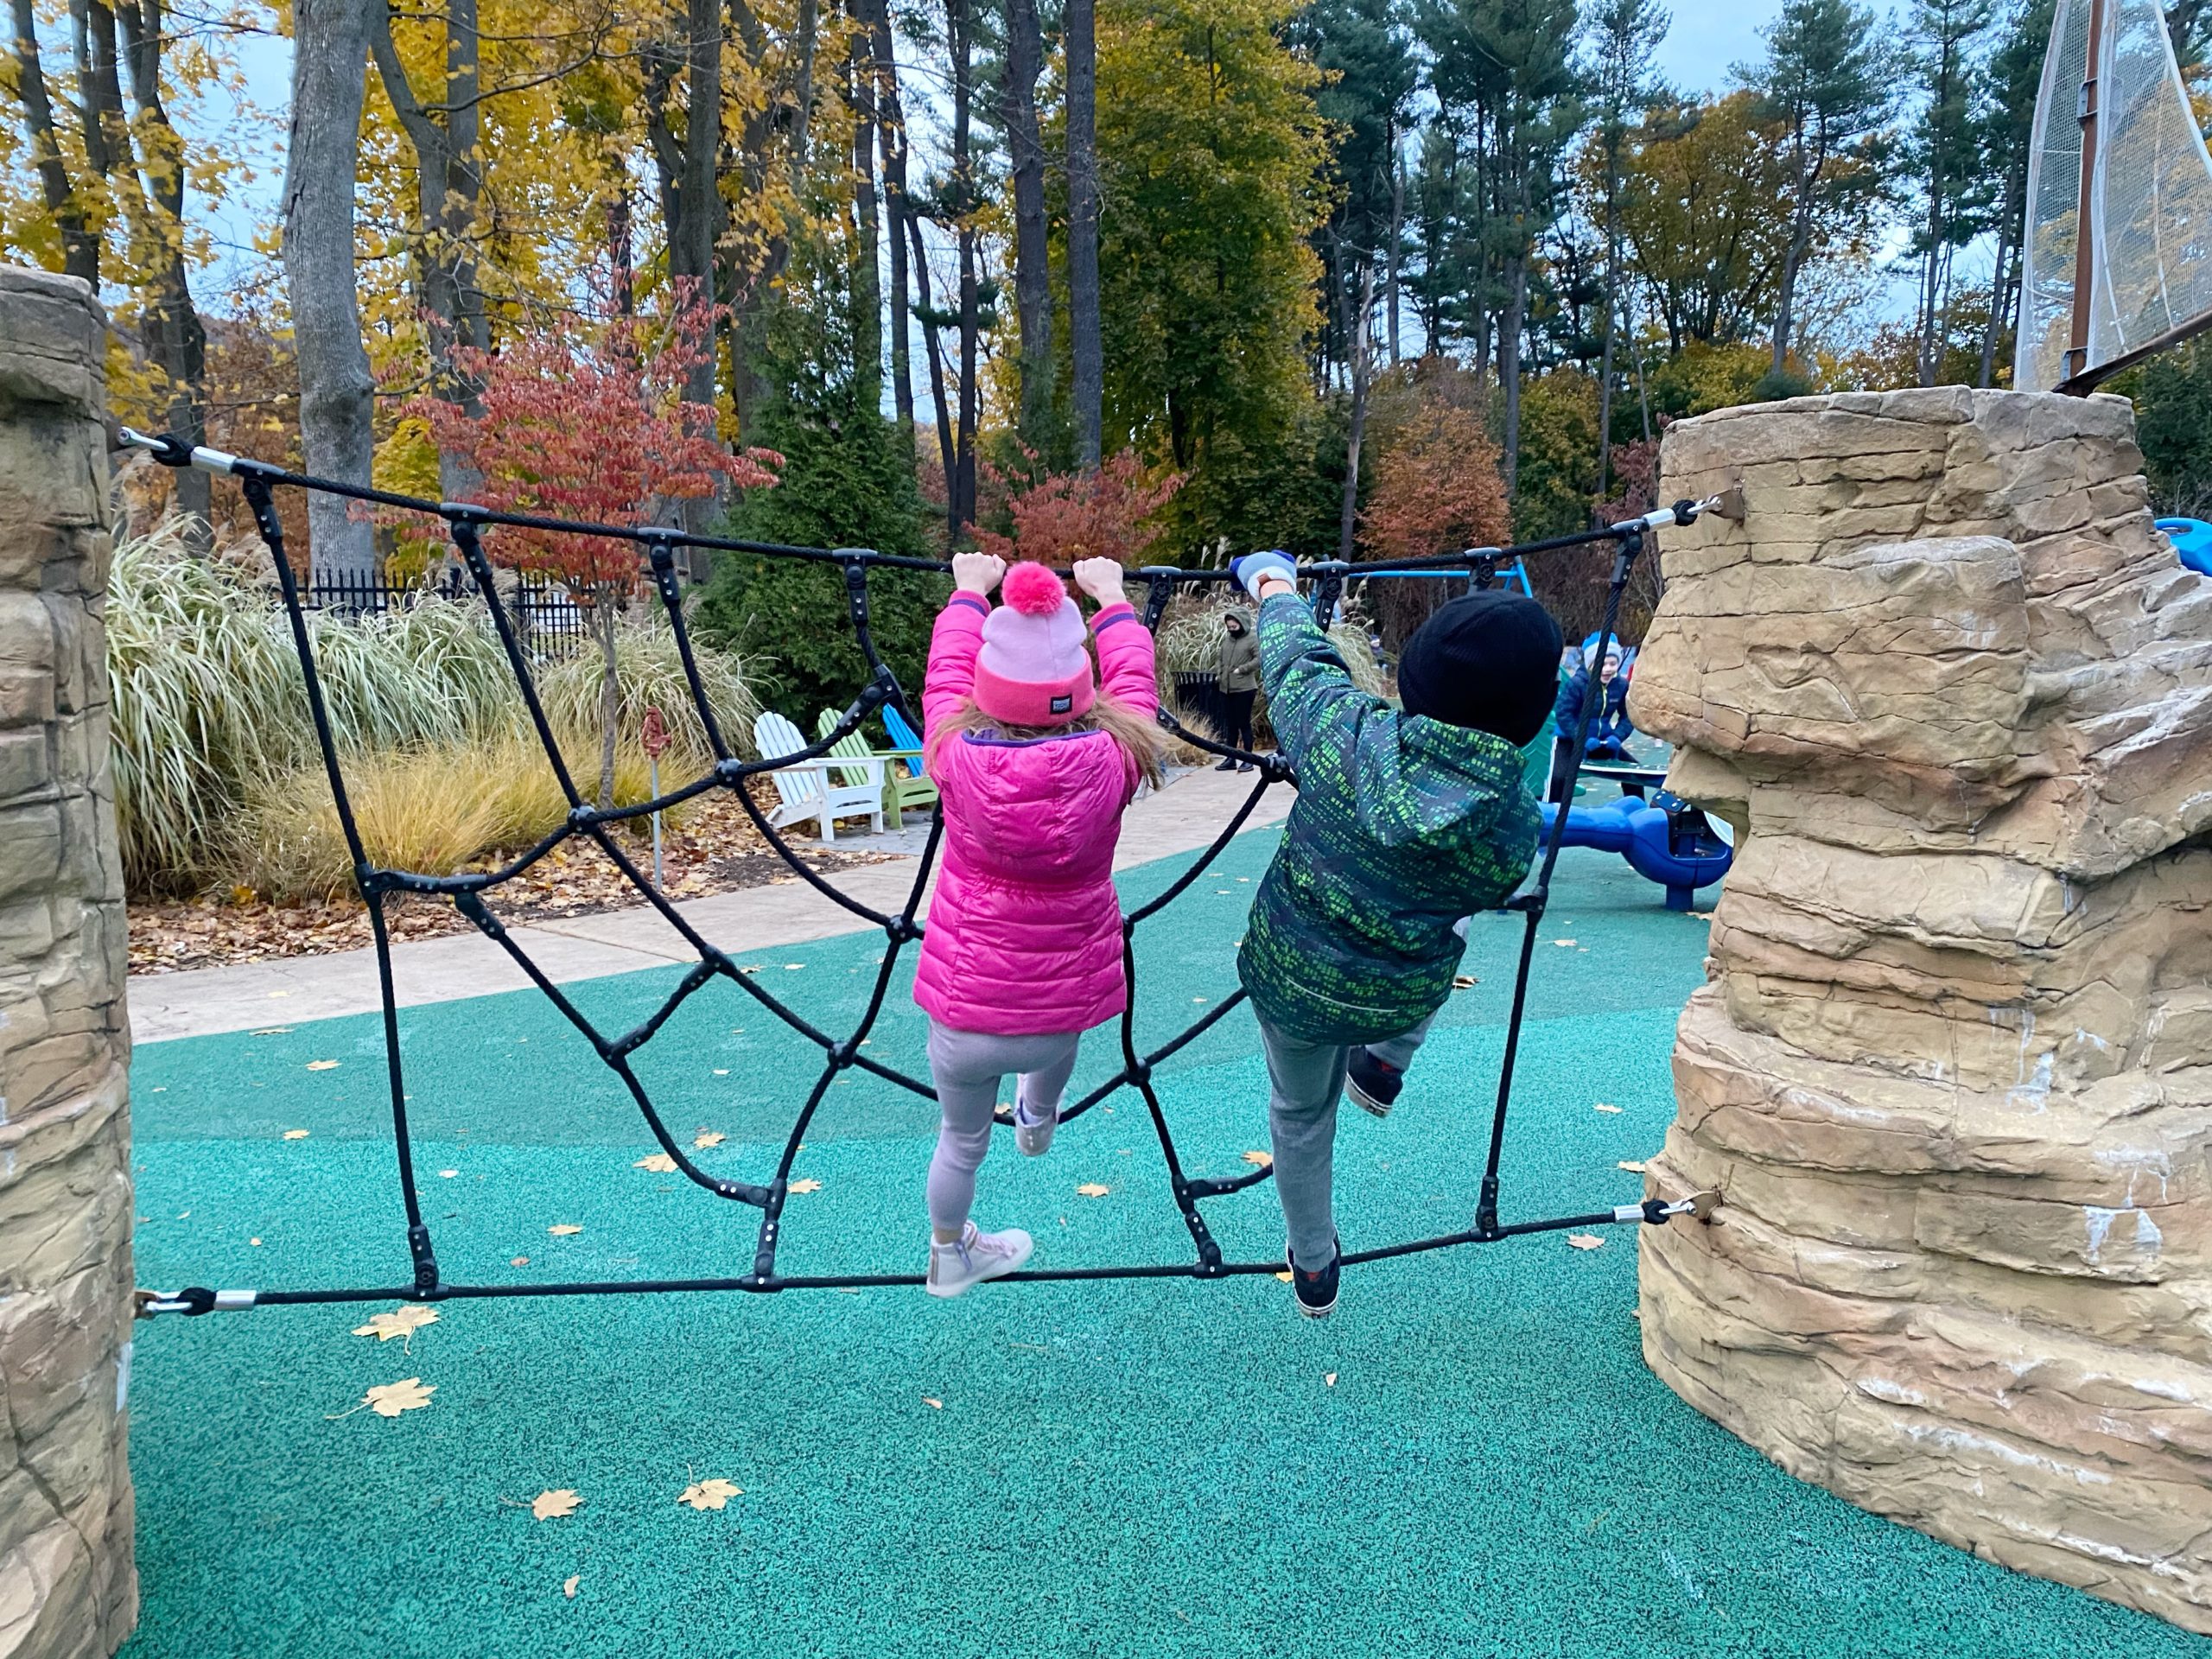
[915, 551, 1163, 1296]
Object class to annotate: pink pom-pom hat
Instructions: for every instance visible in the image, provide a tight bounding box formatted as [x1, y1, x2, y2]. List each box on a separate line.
[972, 562, 1096, 727]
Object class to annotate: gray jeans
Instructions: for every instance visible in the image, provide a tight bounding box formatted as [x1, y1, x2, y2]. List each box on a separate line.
[925, 1020, 1083, 1234]
[1259, 1014, 1434, 1268]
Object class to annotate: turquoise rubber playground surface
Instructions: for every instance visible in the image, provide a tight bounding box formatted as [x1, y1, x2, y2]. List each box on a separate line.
[124, 830, 2211, 1658]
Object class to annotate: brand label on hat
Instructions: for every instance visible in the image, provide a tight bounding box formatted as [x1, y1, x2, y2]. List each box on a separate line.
[1051, 694, 1073, 714]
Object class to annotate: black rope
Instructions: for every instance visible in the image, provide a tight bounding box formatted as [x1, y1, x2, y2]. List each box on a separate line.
[127, 435, 1709, 1314]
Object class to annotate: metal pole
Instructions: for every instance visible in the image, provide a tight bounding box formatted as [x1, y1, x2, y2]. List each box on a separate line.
[2064, 0, 2109, 388]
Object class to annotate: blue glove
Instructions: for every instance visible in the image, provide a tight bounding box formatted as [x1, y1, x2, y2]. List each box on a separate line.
[1230, 550, 1297, 599]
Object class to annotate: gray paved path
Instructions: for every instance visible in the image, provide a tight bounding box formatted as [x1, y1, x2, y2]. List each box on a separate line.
[129, 764, 1287, 1044]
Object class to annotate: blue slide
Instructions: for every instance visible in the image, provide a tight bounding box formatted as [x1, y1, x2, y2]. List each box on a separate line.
[2158, 518, 2212, 576]
[1538, 793, 1733, 911]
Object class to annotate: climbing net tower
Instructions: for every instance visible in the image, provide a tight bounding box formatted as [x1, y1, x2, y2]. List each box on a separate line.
[123, 429, 1719, 1317]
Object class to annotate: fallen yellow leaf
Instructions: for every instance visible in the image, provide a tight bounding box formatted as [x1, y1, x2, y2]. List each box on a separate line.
[677, 1478, 742, 1510]
[363, 1377, 434, 1418]
[1593, 1103, 1624, 1115]
[249, 1236, 262, 1246]
[1618, 1159, 1649, 1173]
[1241, 1150, 1274, 1167]
[532, 1489, 582, 1521]
[353, 1306, 438, 1343]
[788, 1178, 823, 1194]
[548, 1224, 582, 1236]
[633, 1154, 678, 1173]
[563, 1575, 579, 1599]
[282, 1129, 309, 1141]
[1567, 1234, 1606, 1250]
[922, 1396, 943, 1409]
[1325, 1372, 1338, 1387]
[1076, 1183, 1110, 1198]
[306, 1060, 340, 1071]
[694, 1132, 725, 1149]
[1275, 1270, 1294, 1282]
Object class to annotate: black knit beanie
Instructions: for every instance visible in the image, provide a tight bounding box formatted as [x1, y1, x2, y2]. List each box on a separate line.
[1395, 591, 1563, 747]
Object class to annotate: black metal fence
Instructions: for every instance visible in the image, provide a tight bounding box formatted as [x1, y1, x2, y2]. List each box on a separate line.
[292, 567, 592, 656]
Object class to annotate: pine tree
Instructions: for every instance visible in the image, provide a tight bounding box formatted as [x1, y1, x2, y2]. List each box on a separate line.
[1584, 0, 1670, 499]
[1905, 0, 1998, 387]
[1744, 0, 1892, 381]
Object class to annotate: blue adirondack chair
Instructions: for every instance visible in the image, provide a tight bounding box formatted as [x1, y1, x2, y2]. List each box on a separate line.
[884, 706, 929, 778]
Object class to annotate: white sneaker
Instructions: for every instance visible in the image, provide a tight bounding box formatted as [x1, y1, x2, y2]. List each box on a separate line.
[926, 1222, 1034, 1298]
[1014, 1095, 1058, 1157]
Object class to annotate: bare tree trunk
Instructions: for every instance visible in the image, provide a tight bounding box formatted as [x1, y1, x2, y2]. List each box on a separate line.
[950, 0, 977, 534]
[1386, 129, 1402, 365]
[865, 0, 914, 453]
[367, 0, 487, 499]
[283, 0, 379, 582]
[909, 213, 958, 527]
[671, 0, 721, 412]
[10, 0, 99, 283]
[1001, 0, 1053, 452]
[1065, 0, 1103, 469]
[1337, 262, 1376, 563]
[1500, 252, 1527, 497]
[849, 27, 882, 410]
[117, 1, 211, 542]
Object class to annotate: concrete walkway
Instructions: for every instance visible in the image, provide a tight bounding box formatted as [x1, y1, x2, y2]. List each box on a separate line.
[128, 763, 1288, 1045]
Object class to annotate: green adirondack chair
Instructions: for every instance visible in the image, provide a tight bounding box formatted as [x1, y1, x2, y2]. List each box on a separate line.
[815, 709, 938, 831]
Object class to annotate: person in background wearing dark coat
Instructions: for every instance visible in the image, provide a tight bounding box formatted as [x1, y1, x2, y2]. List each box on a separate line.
[1548, 642, 1633, 802]
[1214, 610, 1261, 770]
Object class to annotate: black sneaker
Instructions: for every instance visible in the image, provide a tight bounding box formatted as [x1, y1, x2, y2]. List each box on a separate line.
[1344, 1047, 1403, 1118]
[1287, 1239, 1340, 1319]
[1214, 756, 1239, 772]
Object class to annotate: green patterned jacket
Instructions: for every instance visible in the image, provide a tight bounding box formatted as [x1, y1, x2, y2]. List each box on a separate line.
[1236, 594, 1541, 1046]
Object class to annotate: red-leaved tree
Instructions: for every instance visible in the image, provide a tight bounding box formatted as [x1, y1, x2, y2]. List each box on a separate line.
[411, 287, 780, 807]
[1358, 397, 1511, 650]
[974, 450, 1181, 569]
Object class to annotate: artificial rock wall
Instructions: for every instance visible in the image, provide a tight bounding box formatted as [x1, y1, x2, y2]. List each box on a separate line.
[1629, 386, 2212, 1632]
[0, 267, 138, 1655]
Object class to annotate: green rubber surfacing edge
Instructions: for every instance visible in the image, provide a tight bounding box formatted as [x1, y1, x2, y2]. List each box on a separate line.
[122, 834, 2212, 1658]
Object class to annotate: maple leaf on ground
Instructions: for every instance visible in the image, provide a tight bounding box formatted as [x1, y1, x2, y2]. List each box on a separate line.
[694, 1132, 726, 1149]
[282, 1128, 309, 1141]
[532, 1490, 582, 1520]
[678, 1478, 742, 1510]
[1076, 1183, 1110, 1198]
[548, 1224, 583, 1236]
[1567, 1234, 1606, 1250]
[361, 1378, 435, 1418]
[787, 1179, 823, 1194]
[353, 1306, 438, 1343]
[563, 1575, 579, 1599]
[1241, 1150, 1273, 1167]
[633, 1154, 678, 1173]
[306, 1060, 340, 1071]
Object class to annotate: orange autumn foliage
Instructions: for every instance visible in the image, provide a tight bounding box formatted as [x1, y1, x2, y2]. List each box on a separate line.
[1359, 399, 1511, 565]
[974, 451, 1182, 569]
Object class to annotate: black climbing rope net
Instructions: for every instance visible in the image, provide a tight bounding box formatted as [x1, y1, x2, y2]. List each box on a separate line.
[123, 428, 1719, 1317]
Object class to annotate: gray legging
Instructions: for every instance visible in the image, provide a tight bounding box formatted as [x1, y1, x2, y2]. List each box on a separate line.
[1258, 1014, 1434, 1268]
[925, 1020, 1083, 1234]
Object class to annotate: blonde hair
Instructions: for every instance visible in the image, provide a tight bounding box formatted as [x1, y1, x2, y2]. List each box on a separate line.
[928, 688, 1169, 791]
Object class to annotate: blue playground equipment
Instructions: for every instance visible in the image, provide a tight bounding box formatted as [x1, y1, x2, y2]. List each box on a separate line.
[2158, 517, 2212, 576]
[1538, 788, 1733, 911]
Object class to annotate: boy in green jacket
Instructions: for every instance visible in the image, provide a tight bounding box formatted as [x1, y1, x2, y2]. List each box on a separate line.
[1228, 551, 1561, 1319]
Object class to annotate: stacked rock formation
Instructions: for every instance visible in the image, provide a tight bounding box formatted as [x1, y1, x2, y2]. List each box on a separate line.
[0, 268, 137, 1655]
[1629, 386, 2212, 1633]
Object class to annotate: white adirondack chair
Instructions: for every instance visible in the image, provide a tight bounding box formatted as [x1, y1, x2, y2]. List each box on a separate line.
[752, 711, 884, 842]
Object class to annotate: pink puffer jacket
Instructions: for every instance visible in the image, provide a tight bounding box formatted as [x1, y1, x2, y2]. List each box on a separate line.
[913, 590, 1158, 1036]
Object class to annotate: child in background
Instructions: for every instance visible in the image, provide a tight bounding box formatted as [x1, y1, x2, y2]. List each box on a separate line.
[914, 552, 1164, 1296]
[1228, 550, 1560, 1319]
